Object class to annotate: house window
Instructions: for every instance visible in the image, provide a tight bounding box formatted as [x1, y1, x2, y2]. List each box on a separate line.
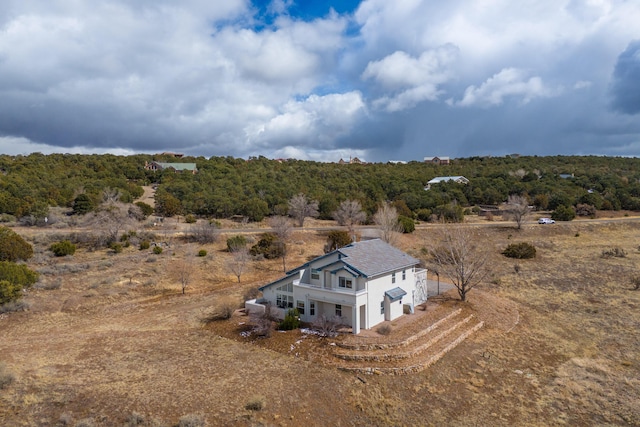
[402, 270, 406, 281]
[296, 300, 305, 315]
[276, 282, 293, 293]
[311, 269, 320, 280]
[276, 294, 294, 309]
[335, 304, 342, 317]
[339, 277, 353, 289]
[392, 272, 396, 284]
[310, 302, 315, 316]
[380, 301, 385, 315]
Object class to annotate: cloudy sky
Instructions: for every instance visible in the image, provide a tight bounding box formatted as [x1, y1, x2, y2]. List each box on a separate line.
[0, 0, 639, 162]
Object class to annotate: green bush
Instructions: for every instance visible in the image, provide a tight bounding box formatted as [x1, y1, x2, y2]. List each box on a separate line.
[153, 245, 163, 255]
[415, 208, 432, 221]
[227, 235, 247, 252]
[197, 249, 207, 257]
[110, 243, 123, 254]
[184, 214, 196, 224]
[551, 204, 576, 221]
[49, 240, 76, 257]
[325, 230, 352, 252]
[502, 242, 537, 259]
[398, 215, 415, 233]
[0, 262, 39, 304]
[249, 233, 283, 259]
[0, 227, 33, 262]
[278, 309, 300, 330]
[134, 201, 154, 218]
[139, 240, 150, 250]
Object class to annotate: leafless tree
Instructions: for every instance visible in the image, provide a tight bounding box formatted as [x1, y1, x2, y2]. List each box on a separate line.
[85, 201, 137, 246]
[427, 226, 490, 302]
[226, 247, 251, 283]
[333, 199, 366, 235]
[288, 193, 319, 227]
[506, 194, 530, 230]
[169, 251, 195, 294]
[189, 219, 219, 244]
[373, 202, 403, 245]
[269, 215, 292, 272]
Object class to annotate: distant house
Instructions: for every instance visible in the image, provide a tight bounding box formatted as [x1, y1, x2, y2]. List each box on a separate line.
[245, 239, 428, 334]
[559, 173, 574, 179]
[339, 156, 367, 165]
[424, 176, 469, 190]
[144, 161, 197, 174]
[424, 156, 450, 165]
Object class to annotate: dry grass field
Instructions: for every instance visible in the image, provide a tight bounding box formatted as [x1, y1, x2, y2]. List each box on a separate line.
[1, 216, 639, 426]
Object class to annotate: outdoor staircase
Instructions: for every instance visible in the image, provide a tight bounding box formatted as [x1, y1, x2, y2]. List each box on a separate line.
[333, 308, 484, 375]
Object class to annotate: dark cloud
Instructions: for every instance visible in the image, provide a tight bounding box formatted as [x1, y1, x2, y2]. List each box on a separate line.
[610, 40, 640, 115]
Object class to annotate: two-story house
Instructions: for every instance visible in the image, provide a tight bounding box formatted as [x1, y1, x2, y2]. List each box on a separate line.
[246, 239, 428, 334]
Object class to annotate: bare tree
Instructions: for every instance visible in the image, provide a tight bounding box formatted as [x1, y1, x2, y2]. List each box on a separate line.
[506, 194, 530, 230]
[373, 202, 403, 245]
[269, 215, 292, 272]
[427, 226, 490, 302]
[226, 247, 251, 283]
[169, 251, 195, 294]
[288, 193, 319, 227]
[333, 199, 366, 235]
[189, 219, 219, 244]
[85, 201, 137, 246]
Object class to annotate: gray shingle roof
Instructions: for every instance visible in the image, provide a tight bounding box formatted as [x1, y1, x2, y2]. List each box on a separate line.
[337, 239, 420, 278]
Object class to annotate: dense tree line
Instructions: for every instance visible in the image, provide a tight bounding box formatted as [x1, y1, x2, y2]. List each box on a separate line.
[1, 153, 640, 223]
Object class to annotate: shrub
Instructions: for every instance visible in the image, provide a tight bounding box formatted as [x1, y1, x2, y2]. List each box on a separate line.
[0, 363, 14, 390]
[415, 208, 432, 221]
[278, 308, 300, 330]
[134, 201, 154, 218]
[201, 299, 236, 323]
[0, 299, 29, 313]
[324, 230, 351, 253]
[153, 245, 163, 255]
[398, 215, 415, 233]
[502, 242, 537, 259]
[110, 243, 123, 254]
[575, 203, 596, 218]
[0, 280, 22, 305]
[227, 235, 247, 252]
[551, 204, 576, 221]
[249, 233, 283, 259]
[125, 412, 145, 427]
[184, 214, 197, 224]
[139, 240, 150, 250]
[312, 314, 342, 337]
[178, 413, 206, 427]
[245, 396, 266, 411]
[0, 226, 33, 262]
[601, 247, 626, 258]
[377, 324, 393, 335]
[49, 240, 76, 257]
[197, 249, 207, 257]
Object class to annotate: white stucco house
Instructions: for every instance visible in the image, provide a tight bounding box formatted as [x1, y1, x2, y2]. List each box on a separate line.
[245, 239, 428, 334]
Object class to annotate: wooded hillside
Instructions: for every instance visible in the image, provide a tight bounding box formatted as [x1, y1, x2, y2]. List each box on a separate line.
[1, 153, 639, 222]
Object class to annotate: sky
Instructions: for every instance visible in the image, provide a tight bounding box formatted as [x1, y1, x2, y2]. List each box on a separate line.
[0, 0, 639, 162]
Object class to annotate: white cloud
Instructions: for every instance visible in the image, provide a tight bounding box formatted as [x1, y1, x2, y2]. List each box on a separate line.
[456, 68, 558, 107]
[362, 46, 458, 111]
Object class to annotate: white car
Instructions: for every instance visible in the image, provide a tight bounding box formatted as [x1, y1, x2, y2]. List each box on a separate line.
[538, 217, 555, 224]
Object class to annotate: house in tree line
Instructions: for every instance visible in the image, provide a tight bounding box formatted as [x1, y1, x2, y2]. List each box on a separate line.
[424, 156, 450, 165]
[424, 176, 469, 190]
[245, 239, 428, 334]
[338, 156, 366, 165]
[144, 161, 198, 174]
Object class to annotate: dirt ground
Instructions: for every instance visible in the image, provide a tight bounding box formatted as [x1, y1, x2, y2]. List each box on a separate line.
[1, 216, 640, 426]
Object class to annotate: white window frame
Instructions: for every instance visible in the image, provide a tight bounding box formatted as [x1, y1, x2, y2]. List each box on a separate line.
[392, 272, 396, 284]
[339, 277, 353, 289]
[296, 300, 305, 315]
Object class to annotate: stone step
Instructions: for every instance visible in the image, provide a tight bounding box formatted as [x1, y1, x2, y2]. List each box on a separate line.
[334, 314, 475, 362]
[336, 308, 463, 351]
[335, 320, 484, 375]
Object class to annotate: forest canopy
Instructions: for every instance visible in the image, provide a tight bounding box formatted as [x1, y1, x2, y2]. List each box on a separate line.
[1, 153, 640, 222]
